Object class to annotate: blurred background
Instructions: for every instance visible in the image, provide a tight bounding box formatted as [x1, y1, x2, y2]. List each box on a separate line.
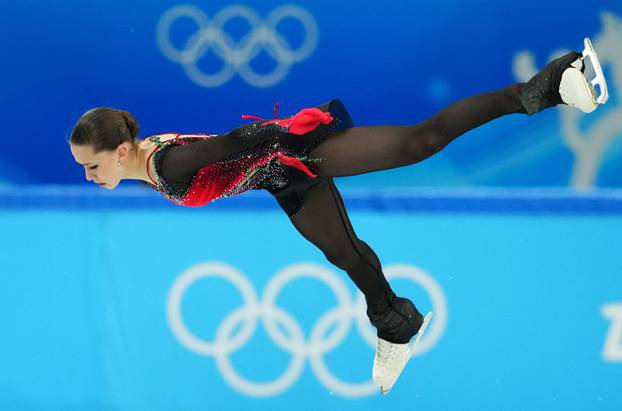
[1, 0, 621, 410]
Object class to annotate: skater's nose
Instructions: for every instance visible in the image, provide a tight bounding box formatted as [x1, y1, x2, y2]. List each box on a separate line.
[85, 167, 95, 181]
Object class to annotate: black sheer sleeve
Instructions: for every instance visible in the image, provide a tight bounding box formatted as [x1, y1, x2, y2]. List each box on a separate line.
[158, 123, 279, 182]
[156, 100, 347, 183]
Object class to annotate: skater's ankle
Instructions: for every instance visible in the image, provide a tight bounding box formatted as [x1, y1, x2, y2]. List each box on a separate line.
[506, 83, 528, 114]
[520, 50, 582, 115]
[366, 290, 396, 316]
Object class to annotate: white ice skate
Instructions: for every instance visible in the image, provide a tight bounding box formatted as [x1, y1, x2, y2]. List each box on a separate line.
[560, 37, 609, 113]
[372, 311, 433, 395]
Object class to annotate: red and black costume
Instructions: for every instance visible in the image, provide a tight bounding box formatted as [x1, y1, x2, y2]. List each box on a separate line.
[145, 99, 352, 217]
[143, 86, 528, 343]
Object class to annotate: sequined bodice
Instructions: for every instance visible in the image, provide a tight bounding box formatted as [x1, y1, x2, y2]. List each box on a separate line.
[142, 106, 336, 208]
[145, 134, 205, 203]
[145, 133, 316, 207]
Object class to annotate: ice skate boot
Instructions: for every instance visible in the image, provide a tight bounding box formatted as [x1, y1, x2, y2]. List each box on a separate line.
[368, 295, 432, 395]
[520, 37, 608, 114]
[559, 37, 609, 113]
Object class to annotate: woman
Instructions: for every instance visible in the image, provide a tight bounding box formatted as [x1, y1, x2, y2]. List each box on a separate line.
[68, 42, 607, 394]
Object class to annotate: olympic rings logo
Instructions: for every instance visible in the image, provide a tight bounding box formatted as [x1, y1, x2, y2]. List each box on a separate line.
[156, 5, 319, 88]
[167, 262, 448, 397]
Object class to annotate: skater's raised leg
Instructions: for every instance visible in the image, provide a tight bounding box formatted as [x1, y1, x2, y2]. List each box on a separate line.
[310, 83, 526, 177]
[310, 44, 606, 178]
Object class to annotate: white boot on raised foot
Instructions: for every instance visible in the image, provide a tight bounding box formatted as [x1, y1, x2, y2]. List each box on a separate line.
[560, 37, 609, 113]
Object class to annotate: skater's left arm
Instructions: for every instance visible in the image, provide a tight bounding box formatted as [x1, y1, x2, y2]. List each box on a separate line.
[158, 123, 275, 180]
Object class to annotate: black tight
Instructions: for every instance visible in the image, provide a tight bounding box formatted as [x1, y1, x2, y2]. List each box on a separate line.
[280, 84, 527, 313]
[285, 178, 392, 307]
[310, 84, 526, 177]
[159, 83, 528, 325]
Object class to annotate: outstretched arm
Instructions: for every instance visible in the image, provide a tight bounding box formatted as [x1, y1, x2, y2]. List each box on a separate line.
[158, 123, 277, 181]
[158, 106, 336, 181]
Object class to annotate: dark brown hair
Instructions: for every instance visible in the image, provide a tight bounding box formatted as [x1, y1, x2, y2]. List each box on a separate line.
[69, 108, 140, 152]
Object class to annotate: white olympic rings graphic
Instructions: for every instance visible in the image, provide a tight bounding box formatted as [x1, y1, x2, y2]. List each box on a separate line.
[156, 4, 319, 88]
[167, 262, 448, 398]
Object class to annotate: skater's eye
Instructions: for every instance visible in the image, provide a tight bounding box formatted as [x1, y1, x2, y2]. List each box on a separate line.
[89, 165, 98, 170]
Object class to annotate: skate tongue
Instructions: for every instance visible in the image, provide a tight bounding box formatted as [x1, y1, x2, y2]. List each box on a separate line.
[582, 37, 609, 105]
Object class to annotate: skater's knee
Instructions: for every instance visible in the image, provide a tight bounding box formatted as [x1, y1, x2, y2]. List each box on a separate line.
[404, 119, 447, 160]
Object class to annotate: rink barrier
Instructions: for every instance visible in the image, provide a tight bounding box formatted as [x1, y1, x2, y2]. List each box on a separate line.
[2, 185, 622, 213]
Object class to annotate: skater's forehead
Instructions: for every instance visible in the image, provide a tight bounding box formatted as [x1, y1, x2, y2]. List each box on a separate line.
[70, 144, 100, 164]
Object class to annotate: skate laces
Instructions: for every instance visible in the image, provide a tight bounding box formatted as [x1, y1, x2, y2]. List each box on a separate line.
[376, 339, 391, 362]
[376, 339, 404, 369]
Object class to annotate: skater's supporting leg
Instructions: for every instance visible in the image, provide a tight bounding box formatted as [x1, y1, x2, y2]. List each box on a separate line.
[275, 178, 422, 343]
[284, 178, 391, 304]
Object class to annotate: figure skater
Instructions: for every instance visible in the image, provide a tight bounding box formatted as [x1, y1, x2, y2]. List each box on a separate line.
[68, 38, 608, 394]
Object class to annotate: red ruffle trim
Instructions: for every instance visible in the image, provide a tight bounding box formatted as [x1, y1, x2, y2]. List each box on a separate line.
[242, 106, 334, 135]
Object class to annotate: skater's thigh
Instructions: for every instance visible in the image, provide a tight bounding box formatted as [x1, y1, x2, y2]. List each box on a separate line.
[309, 124, 432, 177]
[280, 179, 364, 260]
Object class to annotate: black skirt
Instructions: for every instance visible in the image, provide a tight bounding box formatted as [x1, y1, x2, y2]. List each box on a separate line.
[267, 98, 354, 217]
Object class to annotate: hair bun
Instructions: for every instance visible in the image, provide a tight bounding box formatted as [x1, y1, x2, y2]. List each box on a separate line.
[119, 109, 140, 139]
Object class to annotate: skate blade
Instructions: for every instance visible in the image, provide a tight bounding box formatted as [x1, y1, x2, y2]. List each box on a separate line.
[581, 37, 609, 105]
[379, 311, 433, 396]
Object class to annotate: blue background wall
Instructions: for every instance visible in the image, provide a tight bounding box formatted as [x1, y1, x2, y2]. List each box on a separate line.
[1, 0, 622, 188]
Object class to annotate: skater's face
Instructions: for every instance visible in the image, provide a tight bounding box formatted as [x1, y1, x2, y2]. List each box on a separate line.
[70, 143, 128, 190]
